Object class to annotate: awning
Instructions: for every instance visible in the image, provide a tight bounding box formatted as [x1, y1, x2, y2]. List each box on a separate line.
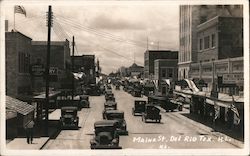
[6, 96, 35, 116]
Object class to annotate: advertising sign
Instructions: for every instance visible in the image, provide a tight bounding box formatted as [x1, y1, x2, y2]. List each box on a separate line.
[222, 73, 243, 84]
[31, 65, 45, 76]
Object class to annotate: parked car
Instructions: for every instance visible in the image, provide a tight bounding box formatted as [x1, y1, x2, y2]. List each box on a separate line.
[102, 107, 116, 119]
[103, 110, 128, 135]
[86, 84, 101, 96]
[60, 106, 79, 129]
[148, 95, 182, 112]
[79, 94, 90, 108]
[132, 100, 146, 116]
[104, 101, 117, 110]
[132, 89, 142, 97]
[142, 105, 161, 123]
[90, 120, 122, 149]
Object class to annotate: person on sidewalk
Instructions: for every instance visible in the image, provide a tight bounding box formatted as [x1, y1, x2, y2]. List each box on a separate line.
[25, 120, 35, 144]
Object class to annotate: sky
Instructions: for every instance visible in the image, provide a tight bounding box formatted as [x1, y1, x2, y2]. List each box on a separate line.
[4, 2, 179, 74]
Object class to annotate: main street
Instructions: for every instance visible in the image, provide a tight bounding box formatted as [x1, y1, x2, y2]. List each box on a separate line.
[43, 86, 239, 149]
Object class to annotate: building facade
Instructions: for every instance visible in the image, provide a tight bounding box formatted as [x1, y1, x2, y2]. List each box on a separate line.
[6, 31, 32, 97]
[144, 50, 178, 79]
[154, 59, 178, 95]
[72, 55, 96, 84]
[128, 63, 144, 78]
[31, 40, 71, 91]
[179, 5, 243, 80]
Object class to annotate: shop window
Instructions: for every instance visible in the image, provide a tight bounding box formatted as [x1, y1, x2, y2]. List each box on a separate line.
[167, 68, 173, 78]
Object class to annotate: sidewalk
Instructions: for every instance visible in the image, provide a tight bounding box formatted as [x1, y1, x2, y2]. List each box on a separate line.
[6, 137, 49, 150]
[6, 110, 61, 150]
[160, 108, 244, 148]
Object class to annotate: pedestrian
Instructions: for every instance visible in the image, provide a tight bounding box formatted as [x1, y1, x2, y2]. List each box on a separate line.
[25, 120, 35, 144]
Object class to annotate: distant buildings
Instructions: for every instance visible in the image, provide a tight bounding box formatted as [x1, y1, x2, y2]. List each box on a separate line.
[144, 50, 178, 79]
[128, 63, 144, 78]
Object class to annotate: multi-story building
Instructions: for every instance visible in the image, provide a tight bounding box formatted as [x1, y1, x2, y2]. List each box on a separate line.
[144, 50, 178, 79]
[71, 55, 96, 84]
[31, 40, 71, 91]
[6, 31, 32, 97]
[179, 5, 243, 80]
[154, 59, 178, 95]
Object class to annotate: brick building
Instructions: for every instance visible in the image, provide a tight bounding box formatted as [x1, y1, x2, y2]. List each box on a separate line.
[6, 31, 32, 97]
[179, 5, 243, 80]
[31, 40, 71, 91]
[128, 63, 144, 78]
[154, 59, 178, 95]
[144, 50, 178, 79]
[72, 55, 96, 84]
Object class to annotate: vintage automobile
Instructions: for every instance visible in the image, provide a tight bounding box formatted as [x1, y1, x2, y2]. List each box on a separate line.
[132, 100, 146, 116]
[79, 94, 90, 108]
[132, 88, 142, 97]
[60, 106, 79, 129]
[58, 99, 81, 110]
[90, 120, 122, 149]
[148, 95, 182, 112]
[142, 105, 161, 123]
[103, 110, 128, 135]
[104, 101, 117, 110]
[102, 107, 116, 119]
[86, 84, 101, 96]
[115, 85, 120, 90]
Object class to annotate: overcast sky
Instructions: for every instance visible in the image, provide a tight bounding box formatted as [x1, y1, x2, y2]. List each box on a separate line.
[5, 3, 179, 74]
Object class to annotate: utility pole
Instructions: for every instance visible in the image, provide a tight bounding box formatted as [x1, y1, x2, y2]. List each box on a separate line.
[147, 37, 148, 50]
[45, 5, 52, 136]
[157, 41, 159, 50]
[71, 36, 75, 100]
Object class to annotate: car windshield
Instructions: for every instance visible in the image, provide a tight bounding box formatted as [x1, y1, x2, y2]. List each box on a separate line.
[95, 126, 114, 134]
[106, 113, 124, 120]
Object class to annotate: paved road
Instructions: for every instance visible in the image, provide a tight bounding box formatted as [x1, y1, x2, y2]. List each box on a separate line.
[43, 86, 239, 149]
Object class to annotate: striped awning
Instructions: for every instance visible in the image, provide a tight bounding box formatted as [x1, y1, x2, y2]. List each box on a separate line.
[6, 96, 35, 115]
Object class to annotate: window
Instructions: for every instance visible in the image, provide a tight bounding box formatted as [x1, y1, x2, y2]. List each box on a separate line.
[18, 52, 30, 73]
[211, 34, 216, 47]
[167, 68, 173, 78]
[199, 38, 203, 50]
[161, 68, 166, 78]
[204, 36, 210, 49]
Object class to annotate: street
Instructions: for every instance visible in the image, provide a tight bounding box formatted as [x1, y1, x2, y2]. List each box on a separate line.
[43, 86, 238, 149]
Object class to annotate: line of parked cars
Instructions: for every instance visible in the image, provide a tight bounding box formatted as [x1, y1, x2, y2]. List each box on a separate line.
[90, 84, 127, 149]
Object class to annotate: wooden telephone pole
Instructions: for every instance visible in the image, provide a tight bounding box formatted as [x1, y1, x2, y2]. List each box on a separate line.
[71, 36, 75, 100]
[45, 5, 52, 135]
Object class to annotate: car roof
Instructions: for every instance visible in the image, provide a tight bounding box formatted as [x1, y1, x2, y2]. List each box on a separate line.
[105, 110, 124, 114]
[105, 101, 116, 104]
[94, 120, 119, 127]
[148, 95, 168, 100]
[61, 106, 78, 110]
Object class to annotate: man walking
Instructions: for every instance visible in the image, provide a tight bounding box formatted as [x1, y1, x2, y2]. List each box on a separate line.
[25, 120, 35, 144]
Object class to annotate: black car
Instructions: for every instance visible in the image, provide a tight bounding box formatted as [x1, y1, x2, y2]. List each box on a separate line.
[142, 105, 161, 123]
[104, 101, 117, 110]
[103, 110, 128, 135]
[60, 106, 79, 129]
[132, 100, 146, 116]
[90, 120, 121, 149]
[132, 89, 142, 97]
[79, 94, 90, 108]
